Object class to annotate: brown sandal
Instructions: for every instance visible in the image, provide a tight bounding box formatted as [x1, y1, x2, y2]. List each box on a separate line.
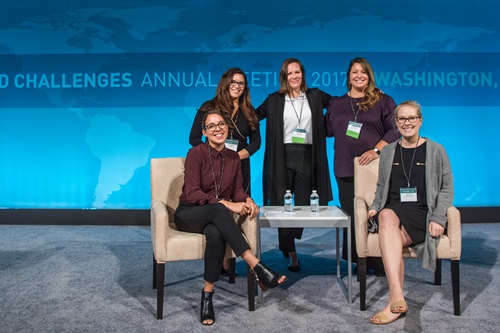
[390, 299, 409, 314]
[370, 311, 401, 325]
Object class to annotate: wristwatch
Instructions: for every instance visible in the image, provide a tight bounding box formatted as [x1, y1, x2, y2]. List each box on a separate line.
[373, 148, 380, 155]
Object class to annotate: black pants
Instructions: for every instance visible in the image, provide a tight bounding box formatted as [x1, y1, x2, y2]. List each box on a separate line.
[279, 144, 313, 254]
[336, 176, 384, 271]
[174, 202, 251, 283]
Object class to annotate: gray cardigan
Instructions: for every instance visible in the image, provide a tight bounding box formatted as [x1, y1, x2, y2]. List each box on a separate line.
[369, 138, 454, 271]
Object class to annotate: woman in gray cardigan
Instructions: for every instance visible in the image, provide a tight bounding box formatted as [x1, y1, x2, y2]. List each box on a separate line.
[368, 100, 454, 325]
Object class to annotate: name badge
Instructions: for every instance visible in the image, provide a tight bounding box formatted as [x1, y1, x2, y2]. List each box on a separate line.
[292, 128, 306, 144]
[225, 139, 239, 151]
[400, 187, 418, 202]
[346, 121, 363, 139]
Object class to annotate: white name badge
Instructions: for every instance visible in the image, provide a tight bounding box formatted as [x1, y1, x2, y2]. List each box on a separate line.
[400, 187, 418, 202]
[292, 128, 306, 144]
[346, 121, 363, 139]
[225, 139, 239, 151]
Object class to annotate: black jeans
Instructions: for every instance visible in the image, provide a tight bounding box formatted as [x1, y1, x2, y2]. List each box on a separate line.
[279, 144, 313, 253]
[174, 202, 251, 283]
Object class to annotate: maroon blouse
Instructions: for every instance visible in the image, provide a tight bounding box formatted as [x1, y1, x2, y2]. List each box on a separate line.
[179, 143, 249, 205]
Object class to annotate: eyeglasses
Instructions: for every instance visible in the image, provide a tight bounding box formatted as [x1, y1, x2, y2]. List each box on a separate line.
[396, 116, 421, 124]
[204, 121, 227, 132]
[230, 80, 245, 87]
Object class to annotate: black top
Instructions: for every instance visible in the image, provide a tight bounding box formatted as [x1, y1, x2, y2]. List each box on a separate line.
[189, 102, 261, 156]
[387, 141, 427, 208]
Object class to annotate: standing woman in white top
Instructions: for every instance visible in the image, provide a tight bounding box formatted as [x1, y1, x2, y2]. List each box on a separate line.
[256, 58, 333, 272]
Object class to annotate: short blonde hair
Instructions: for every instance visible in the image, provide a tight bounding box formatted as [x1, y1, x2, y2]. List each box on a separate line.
[394, 100, 423, 120]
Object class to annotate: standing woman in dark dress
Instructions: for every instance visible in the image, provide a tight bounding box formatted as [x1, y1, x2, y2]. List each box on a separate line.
[176, 110, 286, 326]
[256, 58, 333, 272]
[189, 68, 261, 274]
[367, 100, 454, 325]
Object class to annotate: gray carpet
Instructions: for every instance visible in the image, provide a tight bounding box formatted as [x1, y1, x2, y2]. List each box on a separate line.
[1, 223, 499, 333]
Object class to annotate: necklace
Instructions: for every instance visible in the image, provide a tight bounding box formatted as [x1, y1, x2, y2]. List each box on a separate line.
[207, 144, 225, 199]
[399, 136, 420, 188]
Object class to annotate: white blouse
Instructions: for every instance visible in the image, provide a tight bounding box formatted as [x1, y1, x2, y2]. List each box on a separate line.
[283, 92, 313, 144]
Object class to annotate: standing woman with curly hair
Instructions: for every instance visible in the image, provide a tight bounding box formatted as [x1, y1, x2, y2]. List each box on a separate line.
[325, 57, 400, 275]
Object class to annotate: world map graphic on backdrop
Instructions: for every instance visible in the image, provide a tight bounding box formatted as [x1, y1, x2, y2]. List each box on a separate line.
[0, 1, 499, 209]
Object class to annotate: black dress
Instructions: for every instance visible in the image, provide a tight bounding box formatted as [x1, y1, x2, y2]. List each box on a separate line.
[384, 141, 428, 246]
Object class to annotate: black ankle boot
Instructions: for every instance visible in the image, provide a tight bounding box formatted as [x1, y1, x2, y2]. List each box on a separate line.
[200, 289, 215, 325]
[251, 262, 286, 291]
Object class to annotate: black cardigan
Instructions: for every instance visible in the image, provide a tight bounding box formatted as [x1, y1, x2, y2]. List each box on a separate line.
[256, 88, 333, 205]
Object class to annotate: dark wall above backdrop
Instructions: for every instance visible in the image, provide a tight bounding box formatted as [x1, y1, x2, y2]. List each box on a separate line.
[0, 1, 498, 223]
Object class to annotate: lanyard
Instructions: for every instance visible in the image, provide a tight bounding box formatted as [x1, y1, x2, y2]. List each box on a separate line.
[349, 94, 361, 122]
[230, 109, 244, 140]
[207, 144, 225, 198]
[289, 92, 305, 127]
[400, 137, 419, 188]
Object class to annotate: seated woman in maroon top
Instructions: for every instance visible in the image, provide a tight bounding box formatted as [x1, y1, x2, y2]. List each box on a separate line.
[175, 110, 286, 326]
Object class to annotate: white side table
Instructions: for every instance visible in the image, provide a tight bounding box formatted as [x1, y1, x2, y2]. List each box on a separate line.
[257, 206, 352, 303]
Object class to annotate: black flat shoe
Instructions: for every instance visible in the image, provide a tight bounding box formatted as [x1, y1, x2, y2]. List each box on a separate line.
[287, 260, 300, 272]
[200, 289, 215, 325]
[251, 262, 286, 291]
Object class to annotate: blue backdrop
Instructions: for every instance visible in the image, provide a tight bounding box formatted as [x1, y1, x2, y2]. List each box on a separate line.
[0, 1, 499, 209]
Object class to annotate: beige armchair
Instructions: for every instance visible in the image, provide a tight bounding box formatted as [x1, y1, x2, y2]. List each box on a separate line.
[353, 157, 461, 315]
[150, 157, 258, 319]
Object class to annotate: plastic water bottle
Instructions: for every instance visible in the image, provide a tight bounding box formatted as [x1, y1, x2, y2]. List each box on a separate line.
[284, 190, 293, 212]
[310, 190, 319, 212]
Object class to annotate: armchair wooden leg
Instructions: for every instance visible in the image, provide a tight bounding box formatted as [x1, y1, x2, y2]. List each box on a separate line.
[228, 257, 236, 284]
[434, 259, 442, 286]
[356, 258, 359, 283]
[156, 262, 165, 319]
[358, 257, 367, 311]
[451, 260, 460, 316]
[153, 257, 157, 289]
[247, 264, 255, 311]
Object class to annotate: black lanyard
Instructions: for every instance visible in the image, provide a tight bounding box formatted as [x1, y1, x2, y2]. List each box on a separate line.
[289, 93, 305, 126]
[207, 144, 225, 198]
[349, 94, 361, 122]
[230, 109, 244, 140]
[399, 137, 419, 188]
